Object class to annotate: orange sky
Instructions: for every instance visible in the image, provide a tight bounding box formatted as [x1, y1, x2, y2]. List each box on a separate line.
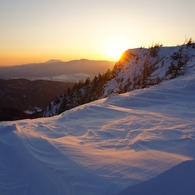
[0, 0, 195, 66]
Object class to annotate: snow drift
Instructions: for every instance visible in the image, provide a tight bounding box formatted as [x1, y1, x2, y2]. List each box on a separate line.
[118, 160, 195, 195]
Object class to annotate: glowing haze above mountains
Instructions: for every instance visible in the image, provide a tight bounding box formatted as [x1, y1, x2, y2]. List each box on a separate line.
[0, 0, 195, 66]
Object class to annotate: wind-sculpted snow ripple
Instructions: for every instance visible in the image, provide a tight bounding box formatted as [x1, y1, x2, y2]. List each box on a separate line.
[0, 66, 195, 194]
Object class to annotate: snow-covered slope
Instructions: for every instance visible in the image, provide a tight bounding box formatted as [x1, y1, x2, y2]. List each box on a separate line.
[104, 44, 195, 95]
[118, 160, 195, 195]
[0, 59, 195, 194]
[44, 43, 195, 117]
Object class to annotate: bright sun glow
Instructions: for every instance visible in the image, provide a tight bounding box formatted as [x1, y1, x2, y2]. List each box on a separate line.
[103, 37, 128, 61]
[107, 45, 125, 60]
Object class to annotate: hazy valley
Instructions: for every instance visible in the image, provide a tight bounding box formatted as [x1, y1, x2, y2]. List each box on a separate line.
[0, 59, 114, 121]
[0, 59, 114, 82]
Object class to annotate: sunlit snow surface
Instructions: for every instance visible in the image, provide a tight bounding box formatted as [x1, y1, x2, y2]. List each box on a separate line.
[0, 64, 195, 194]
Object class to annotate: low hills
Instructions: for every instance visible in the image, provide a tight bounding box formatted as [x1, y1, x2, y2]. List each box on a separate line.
[0, 79, 74, 121]
[0, 59, 114, 82]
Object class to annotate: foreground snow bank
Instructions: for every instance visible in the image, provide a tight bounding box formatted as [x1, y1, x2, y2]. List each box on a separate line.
[118, 160, 195, 195]
[0, 69, 195, 194]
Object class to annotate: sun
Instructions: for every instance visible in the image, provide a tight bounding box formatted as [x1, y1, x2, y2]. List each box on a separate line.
[107, 44, 125, 60]
[103, 39, 128, 61]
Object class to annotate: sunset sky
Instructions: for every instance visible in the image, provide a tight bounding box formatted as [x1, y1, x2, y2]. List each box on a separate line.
[0, 0, 195, 66]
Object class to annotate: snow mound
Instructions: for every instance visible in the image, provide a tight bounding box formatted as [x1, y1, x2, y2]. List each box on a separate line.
[0, 67, 195, 194]
[118, 160, 195, 195]
[0, 124, 19, 136]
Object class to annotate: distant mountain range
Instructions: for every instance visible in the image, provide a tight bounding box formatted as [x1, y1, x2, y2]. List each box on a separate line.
[0, 59, 114, 82]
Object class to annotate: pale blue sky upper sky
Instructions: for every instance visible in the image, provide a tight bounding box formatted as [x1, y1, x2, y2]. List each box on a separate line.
[0, 0, 195, 65]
